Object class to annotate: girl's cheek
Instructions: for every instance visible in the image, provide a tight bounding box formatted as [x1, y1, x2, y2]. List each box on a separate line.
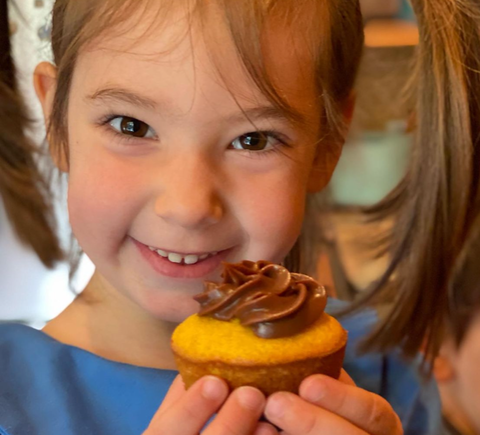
[66, 155, 147, 252]
[238, 174, 307, 259]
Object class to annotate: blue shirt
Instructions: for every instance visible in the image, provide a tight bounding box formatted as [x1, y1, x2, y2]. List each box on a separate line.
[0, 300, 441, 435]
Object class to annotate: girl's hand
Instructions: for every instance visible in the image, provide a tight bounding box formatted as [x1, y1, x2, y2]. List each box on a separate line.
[264, 370, 403, 435]
[143, 375, 278, 435]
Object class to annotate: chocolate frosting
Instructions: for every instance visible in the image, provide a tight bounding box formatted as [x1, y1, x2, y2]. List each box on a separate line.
[194, 260, 327, 338]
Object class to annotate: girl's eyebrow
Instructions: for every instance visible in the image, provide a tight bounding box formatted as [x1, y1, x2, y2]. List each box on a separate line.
[85, 87, 158, 110]
[227, 106, 307, 127]
[85, 86, 308, 127]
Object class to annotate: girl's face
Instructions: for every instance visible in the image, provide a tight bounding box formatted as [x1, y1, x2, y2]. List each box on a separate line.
[45, 9, 338, 322]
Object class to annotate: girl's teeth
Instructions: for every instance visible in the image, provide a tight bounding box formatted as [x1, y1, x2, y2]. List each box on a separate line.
[148, 247, 220, 264]
[184, 255, 199, 265]
[167, 253, 183, 263]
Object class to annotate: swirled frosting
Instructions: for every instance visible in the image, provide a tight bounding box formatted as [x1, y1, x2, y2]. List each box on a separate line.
[193, 260, 327, 338]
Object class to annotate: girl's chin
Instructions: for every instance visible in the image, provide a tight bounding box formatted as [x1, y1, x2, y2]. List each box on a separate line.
[139, 295, 201, 324]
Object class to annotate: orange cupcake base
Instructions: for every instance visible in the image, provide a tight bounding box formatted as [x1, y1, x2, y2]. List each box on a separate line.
[173, 344, 346, 396]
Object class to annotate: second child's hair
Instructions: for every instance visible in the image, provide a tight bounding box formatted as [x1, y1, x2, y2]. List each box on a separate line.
[357, 0, 480, 366]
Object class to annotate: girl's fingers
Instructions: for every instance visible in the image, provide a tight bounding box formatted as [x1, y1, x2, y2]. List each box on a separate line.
[253, 421, 279, 435]
[203, 386, 266, 435]
[144, 376, 229, 435]
[299, 375, 403, 435]
[155, 375, 187, 414]
[264, 392, 369, 435]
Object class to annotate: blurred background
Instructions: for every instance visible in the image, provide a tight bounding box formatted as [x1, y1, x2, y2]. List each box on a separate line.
[311, 0, 418, 301]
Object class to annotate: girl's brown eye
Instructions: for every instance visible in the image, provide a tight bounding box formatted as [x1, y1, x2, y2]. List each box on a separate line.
[121, 117, 148, 137]
[110, 116, 155, 138]
[231, 132, 272, 151]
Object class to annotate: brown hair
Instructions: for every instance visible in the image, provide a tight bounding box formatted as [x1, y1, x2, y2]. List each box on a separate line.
[0, 0, 63, 268]
[46, 0, 364, 273]
[356, 0, 480, 366]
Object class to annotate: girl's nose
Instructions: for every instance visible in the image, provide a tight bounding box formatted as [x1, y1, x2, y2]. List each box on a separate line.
[154, 155, 224, 230]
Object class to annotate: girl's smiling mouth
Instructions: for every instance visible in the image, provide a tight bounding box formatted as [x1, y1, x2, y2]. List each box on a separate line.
[146, 247, 218, 265]
[131, 237, 234, 279]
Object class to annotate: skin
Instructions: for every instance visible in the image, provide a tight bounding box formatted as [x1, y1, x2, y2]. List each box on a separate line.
[434, 314, 480, 435]
[34, 3, 402, 434]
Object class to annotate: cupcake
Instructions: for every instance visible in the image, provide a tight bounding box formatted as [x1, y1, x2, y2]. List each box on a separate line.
[171, 260, 347, 395]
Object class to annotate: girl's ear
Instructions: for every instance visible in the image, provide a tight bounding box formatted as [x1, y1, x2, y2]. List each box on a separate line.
[34, 62, 68, 172]
[308, 94, 356, 193]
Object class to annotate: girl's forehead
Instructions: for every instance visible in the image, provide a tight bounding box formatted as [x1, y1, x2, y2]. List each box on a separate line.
[75, 3, 318, 123]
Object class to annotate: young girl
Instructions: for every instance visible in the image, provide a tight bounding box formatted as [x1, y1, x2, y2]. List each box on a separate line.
[0, 0, 456, 434]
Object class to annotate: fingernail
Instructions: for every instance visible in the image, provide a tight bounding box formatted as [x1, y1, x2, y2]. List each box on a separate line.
[301, 376, 328, 403]
[265, 393, 291, 419]
[253, 422, 277, 435]
[237, 386, 265, 411]
[202, 377, 226, 401]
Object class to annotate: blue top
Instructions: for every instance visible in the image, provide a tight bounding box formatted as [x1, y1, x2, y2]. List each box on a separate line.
[0, 299, 440, 435]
